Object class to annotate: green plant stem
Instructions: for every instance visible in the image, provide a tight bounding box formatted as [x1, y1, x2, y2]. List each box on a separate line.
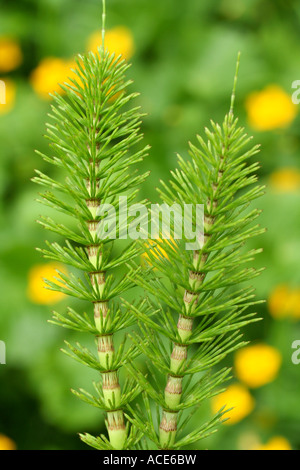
[159, 260, 205, 447]
[84, 3, 126, 449]
[86, 175, 126, 450]
[101, 0, 106, 51]
[159, 115, 234, 448]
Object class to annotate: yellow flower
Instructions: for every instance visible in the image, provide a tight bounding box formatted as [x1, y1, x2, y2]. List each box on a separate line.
[0, 37, 23, 72]
[0, 78, 16, 115]
[268, 285, 300, 319]
[0, 434, 16, 450]
[269, 168, 300, 193]
[287, 289, 300, 319]
[245, 85, 297, 131]
[87, 26, 135, 60]
[211, 383, 255, 425]
[268, 284, 291, 319]
[254, 436, 292, 450]
[237, 431, 261, 450]
[27, 262, 67, 305]
[30, 57, 74, 100]
[142, 237, 178, 265]
[234, 344, 281, 388]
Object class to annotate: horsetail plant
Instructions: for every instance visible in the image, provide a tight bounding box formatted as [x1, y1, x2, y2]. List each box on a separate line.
[33, 0, 150, 450]
[125, 55, 265, 449]
[33, 0, 265, 451]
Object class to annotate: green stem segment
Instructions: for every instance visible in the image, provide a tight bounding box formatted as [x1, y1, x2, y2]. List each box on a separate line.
[159, 411, 178, 448]
[106, 410, 126, 450]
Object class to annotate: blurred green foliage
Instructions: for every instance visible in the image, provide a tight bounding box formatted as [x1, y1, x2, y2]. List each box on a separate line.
[1, 0, 300, 450]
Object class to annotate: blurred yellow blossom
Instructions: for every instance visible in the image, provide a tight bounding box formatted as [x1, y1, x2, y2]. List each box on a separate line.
[253, 436, 292, 450]
[268, 284, 291, 319]
[27, 262, 67, 305]
[0, 434, 16, 450]
[234, 343, 282, 388]
[238, 431, 261, 450]
[30, 57, 74, 100]
[0, 78, 16, 115]
[286, 289, 300, 319]
[142, 237, 178, 265]
[142, 240, 169, 265]
[87, 26, 135, 60]
[245, 85, 297, 131]
[211, 383, 255, 425]
[269, 168, 300, 193]
[0, 37, 22, 72]
[268, 284, 300, 319]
